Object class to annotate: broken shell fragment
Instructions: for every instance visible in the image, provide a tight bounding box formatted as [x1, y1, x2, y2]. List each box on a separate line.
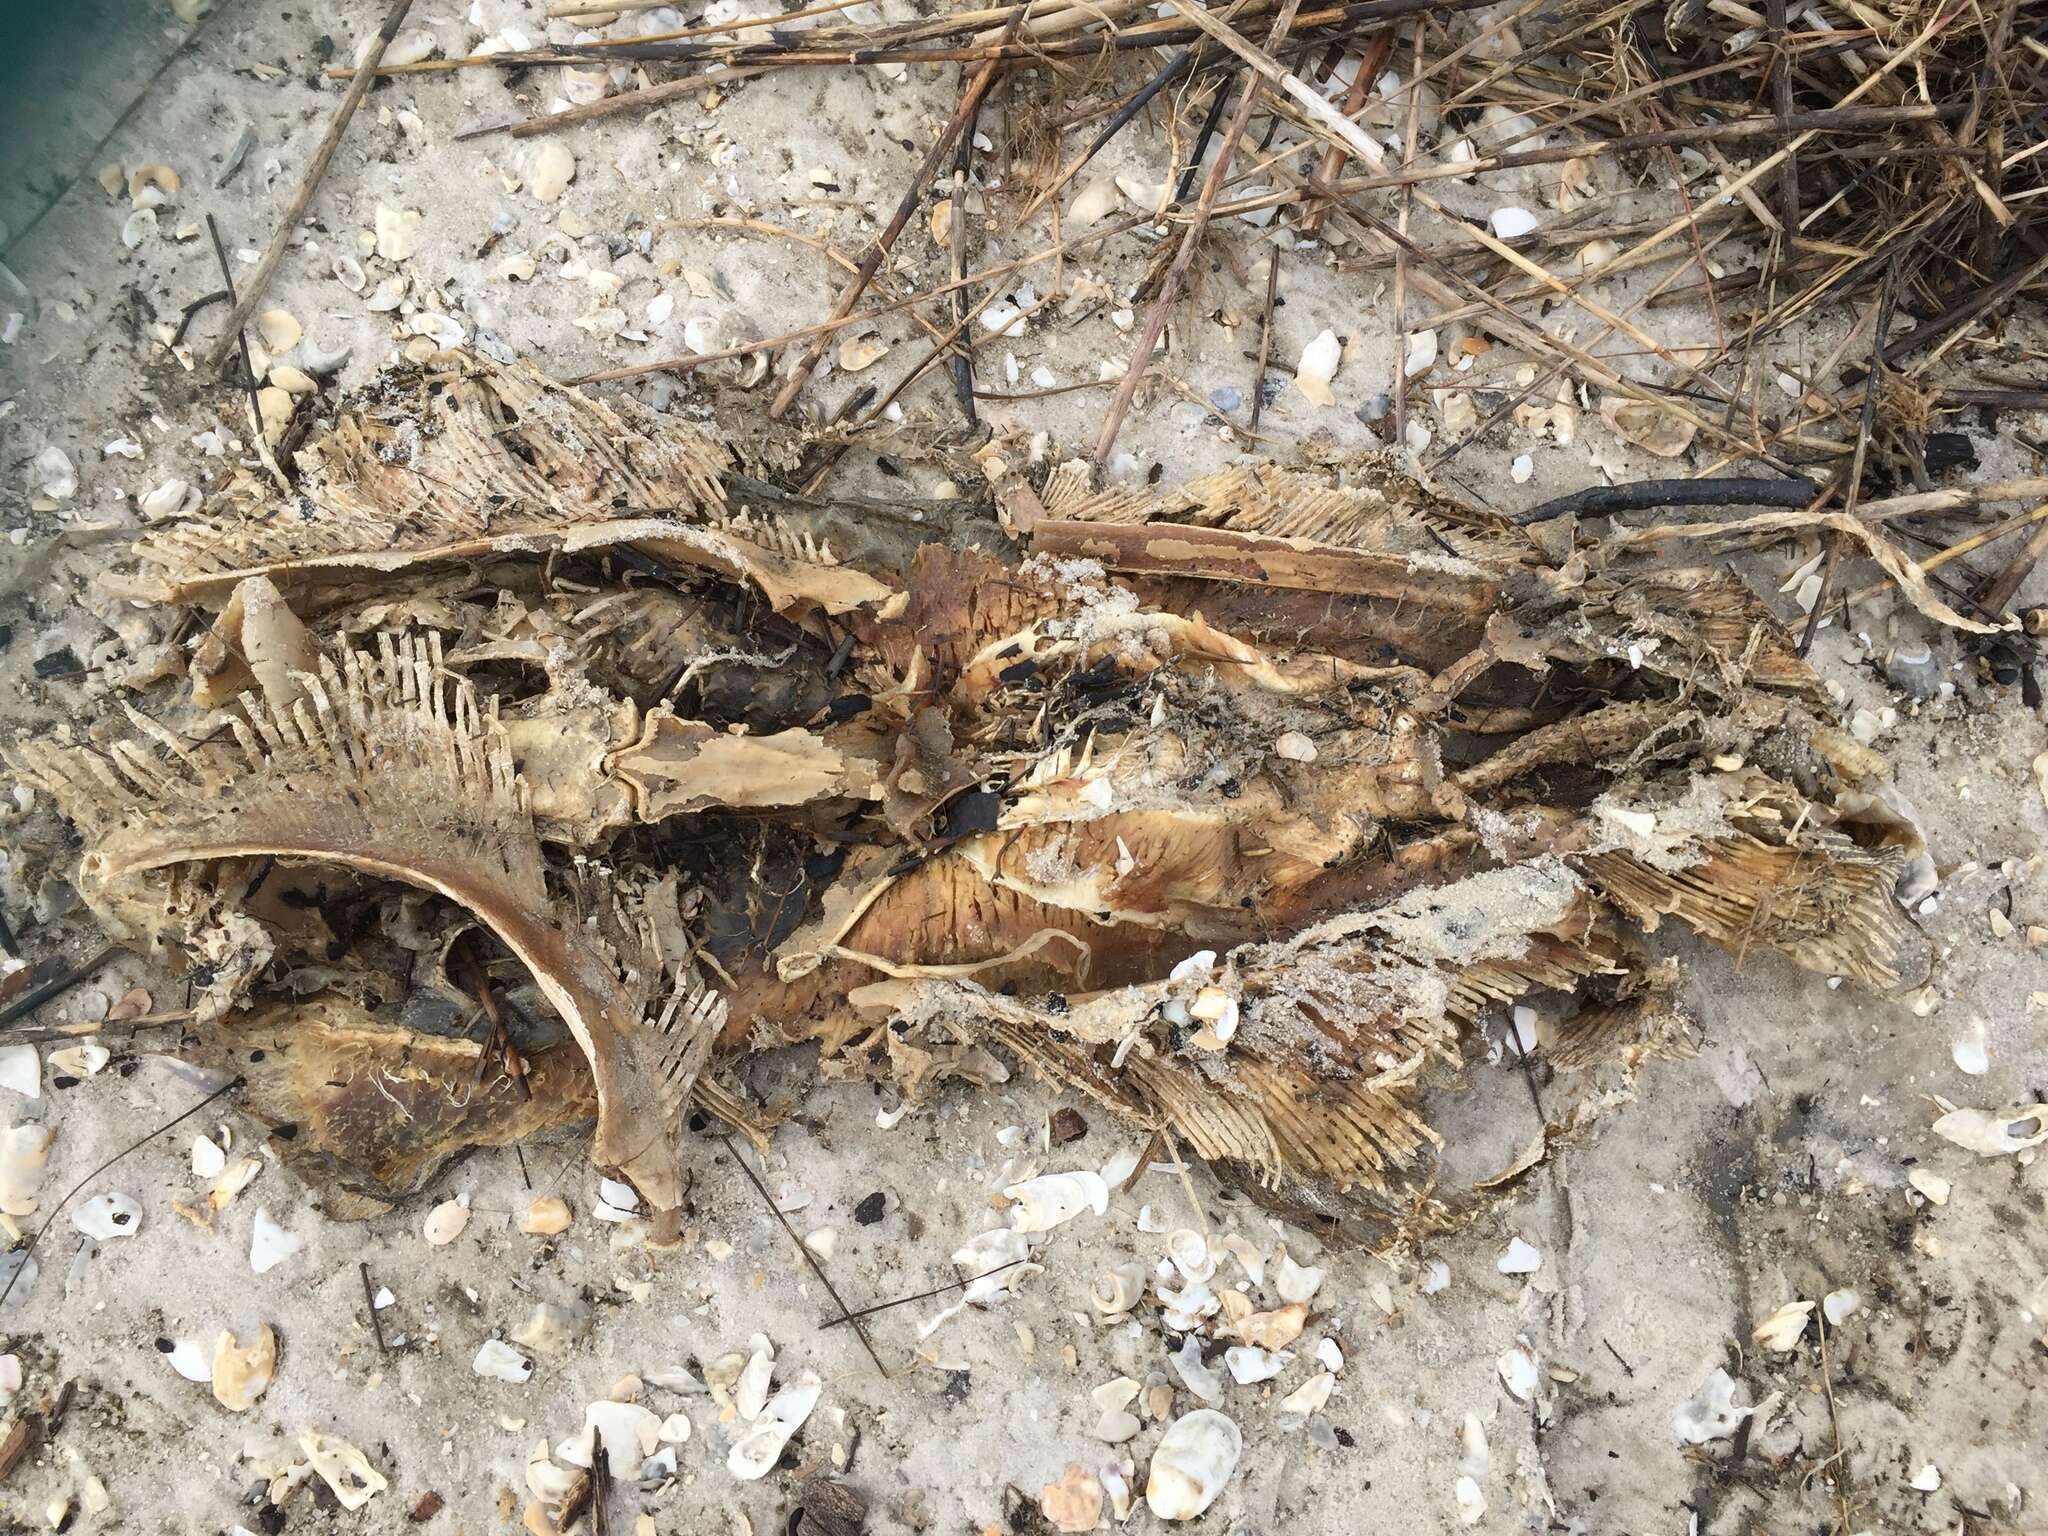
[1166, 1229, 1215, 1284]
[531, 144, 576, 203]
[0, 1047, 40, 1100]
[1273, 1253, 1324, 1303]
[48, 1042, 109, 1077]
[1930, 1099, 2048, 1156]
[1223, 1346, 1290, 1384]
[1497, 1346, 1538, 1401]
[1145, 1409, 1241, 1520]
[1278, 1372, 1334, 1416]
[1753, 1299, 1813, 1351]
[73, 1190, 143, 1240]
[1234, 1303, 1307, 1350]
[161, 1337, 213, 1382]
[211, 1325, 277, 1411]
[1005, 1170, 1107, 1232]
[139, 478, 189, 518]
[126, 165, 180, 208]
[374, 204, 420, 262]
[1295, 329, 1340, 407]
[249, 1208, 302, 1273]
[299, 1430, 387, 1510]
[423, 1195, 470, 1244]
[1091, 1262, 1146, 1319]
[1040, 1464, 1104, 1533]
[1168, 1335, 1223, 1404]
[474, 1339, 535, 1384]
[726, 1372, 821, 1481]
[520, 1195, 572, 1235]
[255, 309, 301, 354]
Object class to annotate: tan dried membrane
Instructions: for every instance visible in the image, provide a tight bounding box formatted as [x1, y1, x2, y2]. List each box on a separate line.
[4, 352, 1927, 1240]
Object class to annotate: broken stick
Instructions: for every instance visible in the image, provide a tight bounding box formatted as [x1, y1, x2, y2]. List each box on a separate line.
[204, 0, 417, 372]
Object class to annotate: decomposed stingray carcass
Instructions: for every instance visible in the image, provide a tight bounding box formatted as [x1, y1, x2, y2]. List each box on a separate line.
[4, 352, 1928, 1242]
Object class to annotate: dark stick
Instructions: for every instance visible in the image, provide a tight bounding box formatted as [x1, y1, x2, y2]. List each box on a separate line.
[0, 945, 119, 1029]
[170, 288, 231, 348]
[820, 1259, 1033, 1327]
[0, 1074, 243, 1309]
[360, 1262, 389, 1354]
[1094, 0, 1304, 467]
[1799, 264, 1897, 656]
[768, 10, 1027, 419]
[1512, 478, 1820, 527]
[203, 0, 418, 370]
[203, 215, 264, 432]
[1767, 0, 1801, 234]
[948, 96, 981, 427]
[1249, 249, 1280, 432]
[721, 1135, 889, 1376]
[588, 1428, 613, 1536]
[1174, 72, 1235, 206]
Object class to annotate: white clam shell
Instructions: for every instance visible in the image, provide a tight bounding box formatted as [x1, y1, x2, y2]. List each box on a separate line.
[162, 1337, 213, 1382]
[73, 1190, 143, 1240]
[726, 1372, 820, 1481]
[1145, 1409, 1241, 1521]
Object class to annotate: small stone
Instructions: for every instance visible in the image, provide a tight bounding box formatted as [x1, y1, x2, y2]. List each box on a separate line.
[852, 1191, 886, 1225]
[1049, 1107, 1088, 1146]
[423, 1195, 470, 1245]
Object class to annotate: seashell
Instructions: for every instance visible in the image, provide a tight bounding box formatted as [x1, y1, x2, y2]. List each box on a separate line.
[560, 1401, 661, 1473]
[299, 335, 352, 376]
[1910, 1464, 1941, 1492]
[299, 1430, 386, 1511]
[1455, 1476, 1485, 1524]
[1040, 1464, 1103, 1533]
[1166, 1230, 1214, 1284]
[520, 1195, 572, 1235]
[248, 1208, 301, 1272]
[1822, 1289, 1860, 1326]
[73, 1190, 142, 1240]
[1274, 1253, 1323, 1304]
[1169, 951, 1217, 982]
[47, 1040, 110, 1078]
[1156, 1273, 1218, 1330]
[0, 1047, 41, 1100]
[1294, 329, 1340, 407]
[1316, 1338, 1344, 1374]
[423, 1195, 469, 1244]
[1234, 1302, 1306, 1349]
[257, 386, 294, 444]
[1497, 1345, 1538, 1401]
[1488, 205, 1538, 239]
[979, 301, 1026, 338]
[1069, 176, 1119, 226]
[1511, 452, 1534, 484]
[118, 206, 157, 249]
[210, 1156, 261, 1215]
[332, 254, 366, 292]
[374, 204, 420, 262]
[97, 163, 125, 198]
[1272, 731, 1316, 763]
[1600, 394, 1696, 458]
[734, 1338, 774, 1420]
[1404, 328, 1437, 377]
[1090, 1262, 1145, 1319]
[1220, 1234, 1264, 1284]
[1751, 1299, 1812, 1352]
[512, 1301, 589, 1356]
[657, 1412, 691, 1444]
[1497, 1236, 1540, 1275]
[1098, 1147, 1138, 1186]
[1167, 1335, 1222, 1404]
[726, 1372, 820, 1481]
[1907, 1168, 1949, 1205]
[527, 1441, 579, 1503]
[1092, 1377, 1141, 1441]
[160, 1336, 212, 1382]
[1224, 1346, 1289, 1384]
[1145, 1409, 1241, 1521]
[645, 291, 673, 328]
[408, 312, 465, 350]
[0, 1124, 56, 1219]
[211, 1325, 277, 1411]
[836, 333, 889, 372]
[1930, 1099, 2048, 1156]
[268, 365, 317, 397]
[1005, 1170, 1107, 1233]
[1278, 1372, 1333, 1415]
[140, 478, 190, 519]
[127, 165, 180, 209]
[375, 29, 438, 67]
[530, 144, 576, 204]
[255, 309, 300, 353]
[474, 1338, 534, 1383]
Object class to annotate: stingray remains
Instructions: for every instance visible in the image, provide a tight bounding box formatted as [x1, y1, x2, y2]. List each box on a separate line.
[3, 353, 1929, 1242]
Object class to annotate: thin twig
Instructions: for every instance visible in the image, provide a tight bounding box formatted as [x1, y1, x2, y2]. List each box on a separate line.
[360, 1262, 389, 1354]
[1095, 0, 1304, 467]
[0, 1075, 244, 1309]
[819, 1260, 1032, 1327]
[721, 1135, 889, 1376]
[204, 0, 417, 371]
